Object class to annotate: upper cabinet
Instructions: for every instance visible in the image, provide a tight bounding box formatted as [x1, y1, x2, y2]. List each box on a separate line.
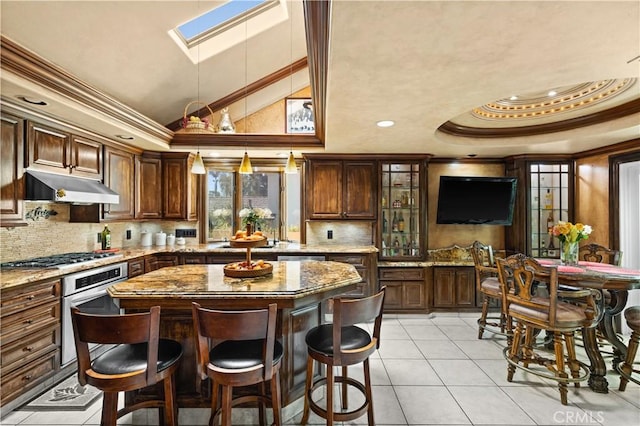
[379, 160, 426, 260]
[162, 153, 199, 221]
[305, 159, 376, 220]
[505, 157, 573, 257]
[0, 112, 25, 226]
[135, 154, 163, 219]
[103, 145, 135, 220]
[26, 121, 102, 179]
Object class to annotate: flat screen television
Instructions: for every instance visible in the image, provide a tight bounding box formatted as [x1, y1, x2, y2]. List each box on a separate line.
[436, 176, 517, 225]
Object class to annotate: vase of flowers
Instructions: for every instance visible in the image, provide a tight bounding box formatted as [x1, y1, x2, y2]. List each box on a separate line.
[551, 221, 592, 266]
[239, 207, 273, 235]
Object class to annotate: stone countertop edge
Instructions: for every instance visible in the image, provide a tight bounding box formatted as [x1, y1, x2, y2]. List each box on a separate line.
[0, 244, 377, 289]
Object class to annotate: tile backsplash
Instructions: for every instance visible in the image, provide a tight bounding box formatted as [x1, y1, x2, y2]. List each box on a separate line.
[305, 221, 374, 246]
[0, 202, 199, 263]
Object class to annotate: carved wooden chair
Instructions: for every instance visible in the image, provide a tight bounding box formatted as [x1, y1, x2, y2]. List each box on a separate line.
[496, 254, 600, 405]
[191, 302, 282, 426]
[617, 306, 640, 391]
[301, 287, 386, 426]
[71, 306, 183, 426]
[579, 243, 623, 266]
[471, 241, 508, 339]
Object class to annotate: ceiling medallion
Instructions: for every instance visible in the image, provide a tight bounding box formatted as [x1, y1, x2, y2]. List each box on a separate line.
[472, 78, 635, 120]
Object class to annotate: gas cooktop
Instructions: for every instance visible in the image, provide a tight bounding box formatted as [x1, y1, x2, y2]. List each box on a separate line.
[1, 252, 119, 268]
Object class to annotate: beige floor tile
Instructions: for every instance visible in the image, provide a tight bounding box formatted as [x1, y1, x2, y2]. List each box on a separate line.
[383, 359, 443, 386]
[429, 359, 496, 386]
[448, 386, 535, 425]
[394, 386, 470, 425]
[414, 339, 470, 360]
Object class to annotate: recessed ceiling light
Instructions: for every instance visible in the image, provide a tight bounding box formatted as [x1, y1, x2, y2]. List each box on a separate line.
[17, 96, 47, 106]
[376, 120, 395, 128]
[548, 90, 557, 97]
[467, 154, 477, 158]
[116, 135, 134, 140]
[509, 95, 518, 101]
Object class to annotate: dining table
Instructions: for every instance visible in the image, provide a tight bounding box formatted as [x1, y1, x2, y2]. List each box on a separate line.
[536, 258, 640, 393]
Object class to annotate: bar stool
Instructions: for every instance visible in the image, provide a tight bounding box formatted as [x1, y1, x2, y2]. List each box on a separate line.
[617, 306, 640, 391]
[191, 302, 282, 426]
[301, 287, 385, 426]
[71, 306, 183, 426]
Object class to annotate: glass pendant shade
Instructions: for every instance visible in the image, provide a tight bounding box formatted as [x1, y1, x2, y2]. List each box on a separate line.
[285, 151, 297, 174]
[191, 151, 206, 174]
[239, 151, 253, 174]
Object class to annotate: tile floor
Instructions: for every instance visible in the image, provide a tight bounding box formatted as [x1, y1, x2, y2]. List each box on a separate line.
[1, 312, 639, 425]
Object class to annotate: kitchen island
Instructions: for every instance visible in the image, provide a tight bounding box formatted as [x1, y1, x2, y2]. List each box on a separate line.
[107, 260, 362, 411]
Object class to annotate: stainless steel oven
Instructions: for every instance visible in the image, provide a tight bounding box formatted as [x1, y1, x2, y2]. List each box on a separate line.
[61, 262, 128, 365]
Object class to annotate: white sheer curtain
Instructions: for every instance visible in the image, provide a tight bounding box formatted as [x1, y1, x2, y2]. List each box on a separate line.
[619, 160, 640, 335]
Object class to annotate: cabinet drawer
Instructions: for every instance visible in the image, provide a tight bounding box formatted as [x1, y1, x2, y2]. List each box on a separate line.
[0, 280, 60, 317]
[182, 254, 207, 264]
[128, 258, 145, 277]
[326, 254, 366, 266]
[1, 301, 60, 345]
[1, 326, 59, 373]
[1, 351, 58, 406]
[379, 268, 425, 281]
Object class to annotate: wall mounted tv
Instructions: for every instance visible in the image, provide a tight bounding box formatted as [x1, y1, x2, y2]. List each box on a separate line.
[436, 176, 517, 225]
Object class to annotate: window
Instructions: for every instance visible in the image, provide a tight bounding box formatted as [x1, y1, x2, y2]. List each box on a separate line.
[206, 166, 300, 242]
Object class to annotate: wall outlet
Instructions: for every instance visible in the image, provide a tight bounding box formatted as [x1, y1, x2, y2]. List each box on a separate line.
[176, 229, 197, 238]
[327, 230, 333, 240]
[126, 229, 132, 240]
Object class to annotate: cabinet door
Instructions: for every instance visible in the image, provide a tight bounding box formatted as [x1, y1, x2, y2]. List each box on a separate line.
[26, 121, 70, 171]
[70, 135, 102, 179]
[1, 113, 25, 226]
[103, 146, 135, 220]
[307, 161, 343, 219]
[343, 161, 376, 219]
[163, 154, 198, 220]
[433, 268, 456, 307]
[135, 155, 162, 219]
[455, 268, 475, 307]
[383, 283, 403, 310]
[403, 282, 426, 309]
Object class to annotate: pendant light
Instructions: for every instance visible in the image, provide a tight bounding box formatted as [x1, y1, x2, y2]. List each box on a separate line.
[239, 150, 253, 174]
[285, 150, 297, 174]
[191, 151, 206, 174]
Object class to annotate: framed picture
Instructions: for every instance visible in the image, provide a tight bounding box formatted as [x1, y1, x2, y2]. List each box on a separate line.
[285, 97, 315, 134]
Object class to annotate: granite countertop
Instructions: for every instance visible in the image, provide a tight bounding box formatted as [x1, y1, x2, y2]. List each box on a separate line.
[0, 243, 377, 289]
[378, 260, 474, 267]
[108, 261, 361, 299]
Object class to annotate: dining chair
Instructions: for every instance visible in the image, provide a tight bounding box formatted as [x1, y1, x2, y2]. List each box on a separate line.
[617, 306, 640, 391]
[71, 306, 183, 426]
[470, 241, 509, 339]
[579, 243, 623, 266]
[301, 287, 386, 426]
[191, 302, 282, 426]
[496, 254, 600, 405]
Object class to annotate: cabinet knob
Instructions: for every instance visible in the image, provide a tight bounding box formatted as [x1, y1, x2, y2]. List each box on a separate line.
[26, 295, 34, 300]
[23, 346, 34, 352]
[23, 319, 33, 324]
[23, 375, 32, 381]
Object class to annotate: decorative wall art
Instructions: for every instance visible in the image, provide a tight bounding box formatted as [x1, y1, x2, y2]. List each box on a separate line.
[285, 97, 315, 134]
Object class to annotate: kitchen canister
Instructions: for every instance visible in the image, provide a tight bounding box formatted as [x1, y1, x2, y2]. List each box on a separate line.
[155, 231, 167, 246]
[140, 231, 152, 247]
[166, 234, 176, 246]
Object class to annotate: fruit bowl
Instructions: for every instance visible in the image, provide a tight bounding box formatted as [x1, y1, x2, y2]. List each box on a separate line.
[228, 236, 267, 248]
[223, 261, 273, 278]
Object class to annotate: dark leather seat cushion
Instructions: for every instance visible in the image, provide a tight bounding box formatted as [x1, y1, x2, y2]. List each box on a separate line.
[92, 339, 182, 375]
[209, 339, 284, 370]
[305, 324, 371, 356]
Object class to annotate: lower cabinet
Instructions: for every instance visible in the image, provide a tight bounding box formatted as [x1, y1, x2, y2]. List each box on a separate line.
[0, 279, 61, 407]
[144, 254, 179, 272]
[379, 267, 427, 312]
[326, 254, 377, 297]
[128, 258, 145, 278]
[432, 266, 476, 309]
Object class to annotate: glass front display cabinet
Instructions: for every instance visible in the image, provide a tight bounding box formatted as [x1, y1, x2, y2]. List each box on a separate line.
[380, 162, 422, 260]
[529, 163, 571, 259]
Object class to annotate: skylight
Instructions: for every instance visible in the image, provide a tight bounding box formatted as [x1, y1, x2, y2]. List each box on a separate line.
[177, 0, 272, 45]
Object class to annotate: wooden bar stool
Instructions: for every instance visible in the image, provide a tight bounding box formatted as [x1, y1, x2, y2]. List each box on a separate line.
[71, 306, 183, 426]
[301, 287, 385, 426]
[471, 241, 509, 339]
[191, 302, 282, 426]
[617, 306, 640, 391]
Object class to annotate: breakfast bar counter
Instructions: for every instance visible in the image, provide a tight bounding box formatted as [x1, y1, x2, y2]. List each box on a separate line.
[107, 261, 362, 409]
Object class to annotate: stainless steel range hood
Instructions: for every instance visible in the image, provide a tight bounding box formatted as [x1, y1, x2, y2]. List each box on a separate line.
[25, 170, 120, 204]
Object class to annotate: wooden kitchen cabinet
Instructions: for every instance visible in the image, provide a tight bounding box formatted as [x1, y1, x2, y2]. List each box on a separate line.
[379, 267, 427, 312]
[103, 145, 135, 220]
[135, 153, 163, 219]
[0, 279, 61, 407]
[162, 153, 198, 220]
[26, 121, 102, 179]
[305, 159, 376, 220]
[144, 254, 180, 272]
[325, 253, 377, 297]
[0, 112, 25, 227]
[128, 258, 145, 278]
[432, 266, 476, 309]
